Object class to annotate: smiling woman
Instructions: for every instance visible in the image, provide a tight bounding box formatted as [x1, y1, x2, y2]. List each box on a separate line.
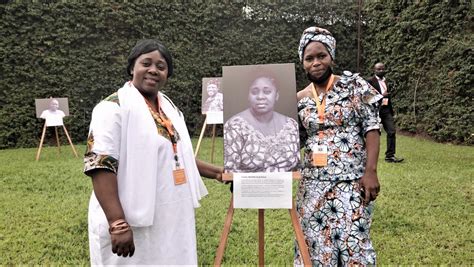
[83, 39, 223, 265]
[130, 50, 168, 98]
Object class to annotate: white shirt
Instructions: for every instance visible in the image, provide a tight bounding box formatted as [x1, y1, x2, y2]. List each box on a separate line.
[40, 109, 65, 126]
[376, 76, 388, 95]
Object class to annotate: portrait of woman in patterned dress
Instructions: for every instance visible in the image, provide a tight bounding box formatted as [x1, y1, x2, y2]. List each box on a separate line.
[224, 72, 300, 173]
[202, 78, 223, 114]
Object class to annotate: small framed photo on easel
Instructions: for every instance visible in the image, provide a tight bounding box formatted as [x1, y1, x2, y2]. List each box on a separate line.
[35, 97, 69, 126]
[202, 77, 223, 124]
[34, 97, 77, 161]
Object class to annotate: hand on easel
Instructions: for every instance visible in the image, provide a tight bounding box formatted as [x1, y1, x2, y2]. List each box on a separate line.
[215, 171, 224, 183]
[195, 159, 225, 183]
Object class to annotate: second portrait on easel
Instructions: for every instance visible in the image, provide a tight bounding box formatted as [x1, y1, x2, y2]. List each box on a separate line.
[202, 77, 224, 124]
[34, 97, 78, 160]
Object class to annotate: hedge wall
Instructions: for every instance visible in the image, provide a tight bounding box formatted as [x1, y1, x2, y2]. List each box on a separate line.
[362, 0, 473, 144]
[1, 1, 471, 148]
[0, 1, 362, 148]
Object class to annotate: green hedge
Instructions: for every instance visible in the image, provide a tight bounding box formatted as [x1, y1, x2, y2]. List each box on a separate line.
[1, 1, 471, 148]
[0, 1, 361, 148]
[362, 0, 473, 144]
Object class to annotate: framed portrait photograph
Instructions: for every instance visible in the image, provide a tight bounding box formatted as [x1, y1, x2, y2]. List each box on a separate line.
[35, 97, 69, 127]
[222, 63, 300, 173]
[202, 77, 224, 124]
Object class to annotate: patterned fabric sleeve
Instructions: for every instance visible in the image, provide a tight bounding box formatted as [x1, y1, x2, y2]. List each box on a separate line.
[84, 101, 121, 176]
[223, 117, 243, 172]
[297, 102, 308, 148]
[356, 77, 382, 134]
[284, 118, 301, 170]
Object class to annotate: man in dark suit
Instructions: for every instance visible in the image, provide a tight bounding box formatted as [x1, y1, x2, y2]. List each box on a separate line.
[368, 62, 404, 163]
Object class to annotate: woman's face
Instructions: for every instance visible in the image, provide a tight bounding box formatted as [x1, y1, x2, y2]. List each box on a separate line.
[131, 50, 168, 97]
[303, 41, 333, 80]
[248, 77, 279, 115]
[207, 84, 218, 97]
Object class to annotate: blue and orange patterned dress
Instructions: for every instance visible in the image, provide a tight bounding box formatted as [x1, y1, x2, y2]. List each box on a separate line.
[295, 71, 382, 266]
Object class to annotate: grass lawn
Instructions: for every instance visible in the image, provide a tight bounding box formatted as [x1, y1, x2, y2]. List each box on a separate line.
[0, 134, 472, 265]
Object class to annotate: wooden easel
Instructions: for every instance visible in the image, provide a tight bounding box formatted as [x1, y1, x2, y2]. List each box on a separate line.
[194, 116, 218, 163]
[35, 122, 78, 161]
[214, 172, 311, 266]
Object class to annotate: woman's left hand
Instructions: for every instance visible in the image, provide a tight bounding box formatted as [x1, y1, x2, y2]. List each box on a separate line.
[359, 170, 380, 204]
[360, 130, 381, 204]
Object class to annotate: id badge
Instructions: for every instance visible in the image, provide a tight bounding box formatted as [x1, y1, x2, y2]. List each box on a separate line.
[173, 169, 187, 185]
[312, 144, 328, 167]
[382, 98, 389, 106]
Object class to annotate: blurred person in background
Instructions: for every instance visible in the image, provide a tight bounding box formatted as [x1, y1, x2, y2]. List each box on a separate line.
[368, 62, 404, 163]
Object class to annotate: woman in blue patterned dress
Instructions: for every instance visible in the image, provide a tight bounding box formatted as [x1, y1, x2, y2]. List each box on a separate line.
[294, 26, 383, 266]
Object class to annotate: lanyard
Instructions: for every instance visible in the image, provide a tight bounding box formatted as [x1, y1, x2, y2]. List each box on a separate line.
[310, 74, 335, 141]
[144, 96, 181, 169]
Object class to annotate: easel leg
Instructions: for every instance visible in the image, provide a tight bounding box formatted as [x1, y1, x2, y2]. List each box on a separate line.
[214, 195, 234, 266]
[258, 209, 265, 266]
[35, 122, 47, 161]
[210, 124, 216, 163]
[55, 126, 61, 154]
[289, 200, 311, 266]
[62, 125, 78, 158]
[194, 117, 207, 157]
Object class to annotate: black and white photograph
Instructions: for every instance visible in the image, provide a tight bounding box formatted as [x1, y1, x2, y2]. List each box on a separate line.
[223, 63, 300, 173]
[35, 97, 69, 127]
[201, 77, 223, 114]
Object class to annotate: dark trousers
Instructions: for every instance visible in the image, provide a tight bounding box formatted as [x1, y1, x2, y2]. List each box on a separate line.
[380, 110, 396, 158]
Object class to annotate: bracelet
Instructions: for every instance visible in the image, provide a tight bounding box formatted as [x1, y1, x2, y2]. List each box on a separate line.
[109, 219, 131, 235]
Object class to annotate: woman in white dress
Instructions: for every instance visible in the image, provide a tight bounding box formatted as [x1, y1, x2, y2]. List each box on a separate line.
[83, 39, 223, 265]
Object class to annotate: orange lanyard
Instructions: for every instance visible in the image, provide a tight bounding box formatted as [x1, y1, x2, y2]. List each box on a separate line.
[144, 96, 180, 169]
[310, 74, 335, 140]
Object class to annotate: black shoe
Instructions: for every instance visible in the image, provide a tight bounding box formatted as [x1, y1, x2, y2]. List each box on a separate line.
[385, 156, 404, 163]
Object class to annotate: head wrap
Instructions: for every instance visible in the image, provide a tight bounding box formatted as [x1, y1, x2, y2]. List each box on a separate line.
[298, 26, 336, 61]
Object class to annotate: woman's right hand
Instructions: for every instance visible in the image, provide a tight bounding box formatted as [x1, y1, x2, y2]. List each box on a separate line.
[90, 170, 134, 257]
[111, 229, 135, 257]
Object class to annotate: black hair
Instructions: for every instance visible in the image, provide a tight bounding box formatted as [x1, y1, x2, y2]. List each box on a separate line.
[126, 39, 173, 78]
[247, 66, 280, 92]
